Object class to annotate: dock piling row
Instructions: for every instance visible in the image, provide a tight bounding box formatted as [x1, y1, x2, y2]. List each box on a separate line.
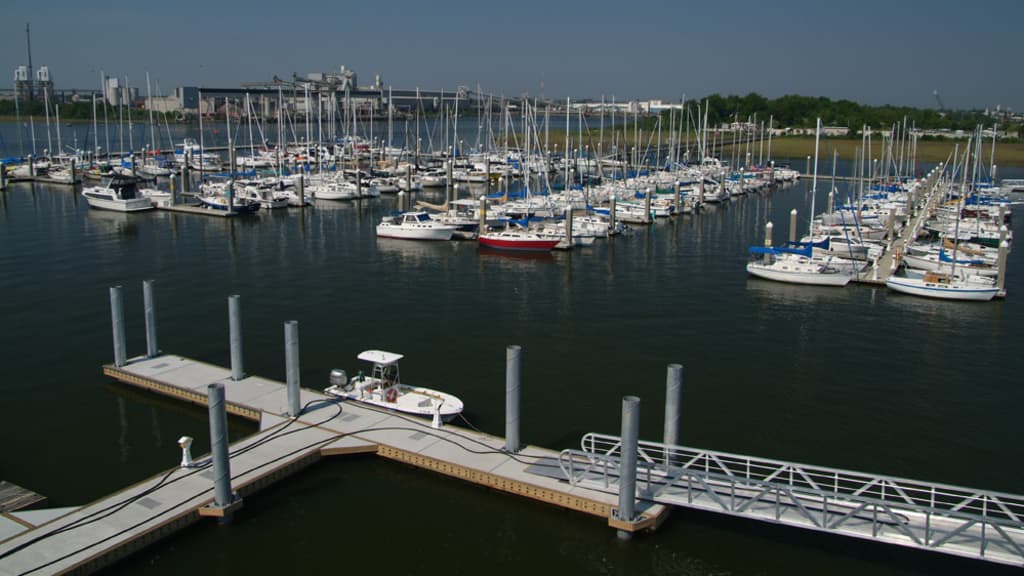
[616, 395, 641, 539]
[143, 279, 158, 358]
[663, 364, 682, 450]
[505, 344, 521, 453]
[285, 320, 300, 417]
[109, 286, 126, 367]
[229, 294, 244, 380]
[207, 382, 237, 520]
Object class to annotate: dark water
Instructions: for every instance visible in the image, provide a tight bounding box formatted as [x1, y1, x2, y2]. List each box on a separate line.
[1, 157, 1022, 575]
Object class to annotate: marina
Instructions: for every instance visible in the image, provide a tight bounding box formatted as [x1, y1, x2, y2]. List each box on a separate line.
[1, 143, 1023, 574]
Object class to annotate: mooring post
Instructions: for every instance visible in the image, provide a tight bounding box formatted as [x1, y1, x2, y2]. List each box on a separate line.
[285, 320, 300, 417]
[998, 233, 1009, 294]
[663, 364, 682, 459]
[143, 279, 158, 358]
[505, 345, 522, 453]
[397, 191, 406, 213]
[228, 294, 244, 381]
[763, 222, 774, 264]
[109, 285, 126, 367]
[0, 162, 6, 190]
[296, 174, 305, 206]
[616, 395, 641, 540]
[674, 181, 681, 216]
[478, 195, 487, 236]
[789, 209, 798, 243]
[70, 159, 77, 184]
[564, 205, 574, 248]
[208, 382, 236, 520]
[181, 163, 190, 194]
[169, 173, 177, 205]
[609, 195, 617, 232]
[644, 187, 653, 224]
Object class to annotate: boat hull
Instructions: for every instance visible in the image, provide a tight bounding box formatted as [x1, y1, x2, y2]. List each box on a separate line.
[81, 193, 154, 212]
[746, 262, 852, 286]
[885, 277, 998, 301]
[325, 384, 463, 420]
[478, 235, 560, 252]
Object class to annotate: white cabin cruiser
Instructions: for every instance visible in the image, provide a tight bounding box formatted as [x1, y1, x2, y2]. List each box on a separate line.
[325, 350, 464, 421]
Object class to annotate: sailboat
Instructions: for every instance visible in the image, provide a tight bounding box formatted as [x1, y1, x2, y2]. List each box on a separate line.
[746, 118, 855, 287]
[885, 138, 999, 302]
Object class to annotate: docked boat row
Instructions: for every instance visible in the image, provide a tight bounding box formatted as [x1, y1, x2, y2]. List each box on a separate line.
[746, 122, 1013, 302]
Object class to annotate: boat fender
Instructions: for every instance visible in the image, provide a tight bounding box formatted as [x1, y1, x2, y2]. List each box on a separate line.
[385, 388, 398, 403]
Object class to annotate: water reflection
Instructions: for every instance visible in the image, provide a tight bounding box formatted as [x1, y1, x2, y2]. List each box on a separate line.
[746, 277, 852, 307]
[375, 237, 459, 263]
[84, 208, 141, 237]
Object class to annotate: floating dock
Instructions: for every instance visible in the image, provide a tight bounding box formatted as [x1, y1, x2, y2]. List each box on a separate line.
[0, 354, 667, 575]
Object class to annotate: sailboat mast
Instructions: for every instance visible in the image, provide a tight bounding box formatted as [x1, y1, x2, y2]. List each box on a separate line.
[809, 118, 821, 238]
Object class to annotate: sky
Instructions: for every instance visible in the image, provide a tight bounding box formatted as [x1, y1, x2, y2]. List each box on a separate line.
[2, 0, 1021, 112]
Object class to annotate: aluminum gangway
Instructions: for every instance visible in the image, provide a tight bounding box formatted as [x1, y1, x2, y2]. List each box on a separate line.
[559, 433, 1024, 567]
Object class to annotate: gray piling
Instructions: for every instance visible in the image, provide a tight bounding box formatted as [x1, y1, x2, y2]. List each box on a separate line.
[143, 279, 158, 358]
[663, 364, 682, 449]
[446, 159, 453, 202]
[674, 181, 681, 216]
[70, 159, 77, 184]
[356, 170, 362, 198]
[169, 173, 177, 205]
[109, 285, 127, 367]
[505, 345, 522, 453]
[406, 164, 412, 193]
[763, 221, 774, 263]
[789, 209, 798, 243]
[182, 163, 190, 194]
[564, 205, 574, 247]
[998, 233, 1009, 294]
[0, 162, 6, 190]
[296, 175, 305, 206]
[207, 382, 235, 514]
[28, 155, 34, 179]
[478, 195, 487, 236]
[228, 294, 244, 381]
[616, 395, 640, 538]
[609, 195, 617, 232]
[644, 187, 653, 224]
[285, 320, 301, 417]
[398, 191, 406, 213]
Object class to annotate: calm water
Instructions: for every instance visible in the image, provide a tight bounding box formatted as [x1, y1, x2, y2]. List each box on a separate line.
[1, 153, 1022, 575]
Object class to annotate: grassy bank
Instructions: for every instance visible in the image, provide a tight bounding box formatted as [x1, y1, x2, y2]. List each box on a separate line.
[721, 137, 1024, 167]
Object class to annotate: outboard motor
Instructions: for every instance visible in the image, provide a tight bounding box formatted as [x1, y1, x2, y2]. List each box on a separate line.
[329, 369, 348, 390]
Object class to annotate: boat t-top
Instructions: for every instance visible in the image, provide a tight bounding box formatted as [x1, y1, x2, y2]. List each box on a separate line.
[325, 350, 464, 421]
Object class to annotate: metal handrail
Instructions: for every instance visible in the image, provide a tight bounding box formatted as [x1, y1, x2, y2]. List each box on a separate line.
[558, 431, 1024, 562]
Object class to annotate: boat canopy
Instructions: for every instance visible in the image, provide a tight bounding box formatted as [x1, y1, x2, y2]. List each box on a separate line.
[358, 350, 403, 365]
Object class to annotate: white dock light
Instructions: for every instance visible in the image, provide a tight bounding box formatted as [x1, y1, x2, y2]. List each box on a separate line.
[178, 436, 195, 468]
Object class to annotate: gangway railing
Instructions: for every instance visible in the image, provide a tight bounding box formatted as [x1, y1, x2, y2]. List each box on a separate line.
[559, 432, 1024, 567]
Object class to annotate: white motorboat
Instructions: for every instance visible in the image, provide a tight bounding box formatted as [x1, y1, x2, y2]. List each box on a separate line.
[324, 350, 464, 421]
[81, 175, 155, 212]
[377, 211, 457, 241]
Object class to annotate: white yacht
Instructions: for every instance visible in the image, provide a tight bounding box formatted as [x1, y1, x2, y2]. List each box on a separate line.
[81, 175, 155, 212]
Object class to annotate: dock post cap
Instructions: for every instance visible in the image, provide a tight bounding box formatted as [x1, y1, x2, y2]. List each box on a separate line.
[177, 436, 195, 468]
[431, 400, 442, 430]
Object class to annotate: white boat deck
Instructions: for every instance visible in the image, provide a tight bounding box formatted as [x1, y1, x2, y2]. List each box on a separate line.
[0, 355, 665, 575]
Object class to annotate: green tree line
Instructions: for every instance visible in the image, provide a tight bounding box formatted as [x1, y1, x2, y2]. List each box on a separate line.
[657, 93, 1011, 135]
